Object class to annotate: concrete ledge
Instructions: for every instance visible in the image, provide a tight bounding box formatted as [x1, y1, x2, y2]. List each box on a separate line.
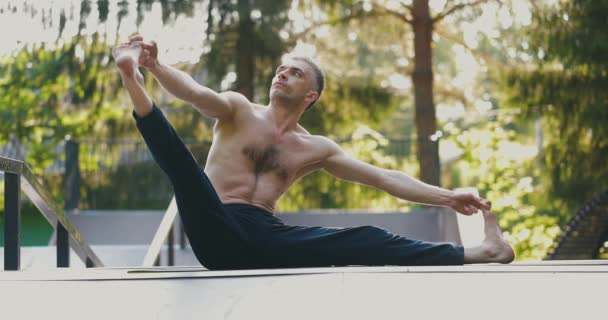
[2, 261, 608, 281]
[1, 262, 607, 320]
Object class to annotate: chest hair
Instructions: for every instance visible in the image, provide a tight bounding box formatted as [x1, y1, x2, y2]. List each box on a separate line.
[242, 145, 289, 180]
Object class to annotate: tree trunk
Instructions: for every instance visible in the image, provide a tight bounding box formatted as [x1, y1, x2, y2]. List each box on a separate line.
[412, 0, 440, 186]
[236, 0, 255, 100]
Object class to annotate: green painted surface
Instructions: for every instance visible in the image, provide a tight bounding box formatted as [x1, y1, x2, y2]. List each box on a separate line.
[0, 209, 53, 246]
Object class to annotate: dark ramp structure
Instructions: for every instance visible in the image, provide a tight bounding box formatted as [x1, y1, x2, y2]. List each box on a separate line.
[547, 191, 608, 260]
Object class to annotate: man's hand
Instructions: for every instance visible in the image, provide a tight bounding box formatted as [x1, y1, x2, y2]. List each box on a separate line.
[127, 35, 159, 69]
[121, 34, 238, 120]
[448, 191, 492, 216]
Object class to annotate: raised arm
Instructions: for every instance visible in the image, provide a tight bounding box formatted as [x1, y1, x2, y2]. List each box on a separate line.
[320, 138, 491, 215]
[130, 35, 237, 120]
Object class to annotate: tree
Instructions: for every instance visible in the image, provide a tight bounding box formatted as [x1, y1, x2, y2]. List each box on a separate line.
[0, 36, 121, 174]
[201, 0, 292, 102]
[500, 0, 608, 214]
[308, 0, 501, 187]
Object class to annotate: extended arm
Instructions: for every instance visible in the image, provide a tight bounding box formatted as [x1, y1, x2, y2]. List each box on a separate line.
[320, 138, 491, 215]
[129, 35, 237, 120]
[148, 63, 236, 119]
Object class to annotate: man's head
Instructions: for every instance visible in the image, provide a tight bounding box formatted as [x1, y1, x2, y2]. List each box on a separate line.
[270, 54, 325, 110]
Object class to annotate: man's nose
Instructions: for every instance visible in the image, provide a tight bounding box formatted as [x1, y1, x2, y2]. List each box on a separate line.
[278, 71, 287, 80]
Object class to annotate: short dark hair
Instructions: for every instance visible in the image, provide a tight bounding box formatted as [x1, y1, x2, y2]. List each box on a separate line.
[290, 56, 325, 110]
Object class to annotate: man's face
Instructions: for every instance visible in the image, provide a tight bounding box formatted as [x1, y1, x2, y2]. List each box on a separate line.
[270, 59, 317, 106]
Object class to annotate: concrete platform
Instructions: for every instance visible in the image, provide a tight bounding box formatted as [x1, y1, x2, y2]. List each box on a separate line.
[0, 245, 200, 268]
[1, 261, 607, 320]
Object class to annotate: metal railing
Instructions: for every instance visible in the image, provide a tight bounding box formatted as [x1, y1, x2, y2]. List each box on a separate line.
[1, 156, 104, 270]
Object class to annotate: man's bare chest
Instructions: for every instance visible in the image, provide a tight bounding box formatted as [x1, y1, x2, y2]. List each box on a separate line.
[242, 144, 289, 179]
[213, 111, 322, 181]
[238, 131, 320, 181]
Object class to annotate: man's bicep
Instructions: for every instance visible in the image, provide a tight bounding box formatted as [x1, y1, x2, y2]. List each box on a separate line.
[322, 143, 386, 186]
[190, 88, 239, 120]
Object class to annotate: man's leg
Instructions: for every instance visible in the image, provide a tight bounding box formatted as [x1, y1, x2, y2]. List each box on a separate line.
[240, 215, 462, 267]
[252, 209, 512, 267]
[113, 43, 153, 118]
[256, 224, 461, 267]
[113, 44, 252, 269]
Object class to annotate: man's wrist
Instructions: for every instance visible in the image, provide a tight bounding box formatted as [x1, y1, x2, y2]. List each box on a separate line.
[147, 61, 162, 75]
[438, 189, 456, 208]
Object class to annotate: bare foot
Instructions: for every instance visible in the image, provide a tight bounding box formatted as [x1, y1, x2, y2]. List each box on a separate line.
[480, 210, 515, 263]
[112, 43, 144, 85]
[464, 210, 515, 264]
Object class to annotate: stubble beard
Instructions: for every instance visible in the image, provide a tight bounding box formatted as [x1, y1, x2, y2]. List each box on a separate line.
[271, 88, 299, 108]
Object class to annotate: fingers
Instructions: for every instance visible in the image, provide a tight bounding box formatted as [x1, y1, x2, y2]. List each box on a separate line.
[144, 40, 158, 56]
[140, 50, 153, 66]
[125, 40, 157, 52]
[129, 37, 156, 49]
[453, 191, 492, 215]
[466, 204, 479, 215]
[483, 198, 492, 210]
[126, 36, 157, 53]
[127, 40, 143, 48]
[129, 34, 144, 43]
[474, 196, 492, 210]
[458, 204, 476, 216]
[135, 40, 157, 55]
[121, 35, 158, 53]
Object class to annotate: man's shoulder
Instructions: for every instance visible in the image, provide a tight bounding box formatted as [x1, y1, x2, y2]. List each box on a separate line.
[219, 91, 252, 108]
[295, 123, 311, 135]
[305, 134, 332, 143]
[215, 91, 258, 123]
[299, 134, 340, 155]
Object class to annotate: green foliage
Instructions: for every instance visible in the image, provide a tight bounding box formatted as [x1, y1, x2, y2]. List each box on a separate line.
[301, 80, 399, 136]
[446, 118, 561, 260]
[4, 1, 601, 265]
[201, 0, 292, 102]
[80, 162, 173, 209]
[0, 33, 122, 176]
[279, 126, 417, 211]
[499, 0, 608, 213]
[0, 0, 409, 213]
[533, 0, 608, 67]
[75, 138, 211, 209]
[296, 16, 406, 135]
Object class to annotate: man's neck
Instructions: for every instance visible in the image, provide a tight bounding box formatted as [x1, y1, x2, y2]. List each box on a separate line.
[267, 100, 305, 135]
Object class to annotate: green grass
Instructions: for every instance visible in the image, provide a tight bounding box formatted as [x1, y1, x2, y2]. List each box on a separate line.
[0, 207, 54, 246]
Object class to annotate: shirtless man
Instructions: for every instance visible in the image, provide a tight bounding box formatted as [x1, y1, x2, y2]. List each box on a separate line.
[113, 35, 514, 270]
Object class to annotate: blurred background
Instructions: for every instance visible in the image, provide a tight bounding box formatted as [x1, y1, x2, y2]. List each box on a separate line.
[0, 0, 606, 261]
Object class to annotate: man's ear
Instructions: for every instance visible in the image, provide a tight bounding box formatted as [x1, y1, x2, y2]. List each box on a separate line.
[305, 91, 319, 104]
